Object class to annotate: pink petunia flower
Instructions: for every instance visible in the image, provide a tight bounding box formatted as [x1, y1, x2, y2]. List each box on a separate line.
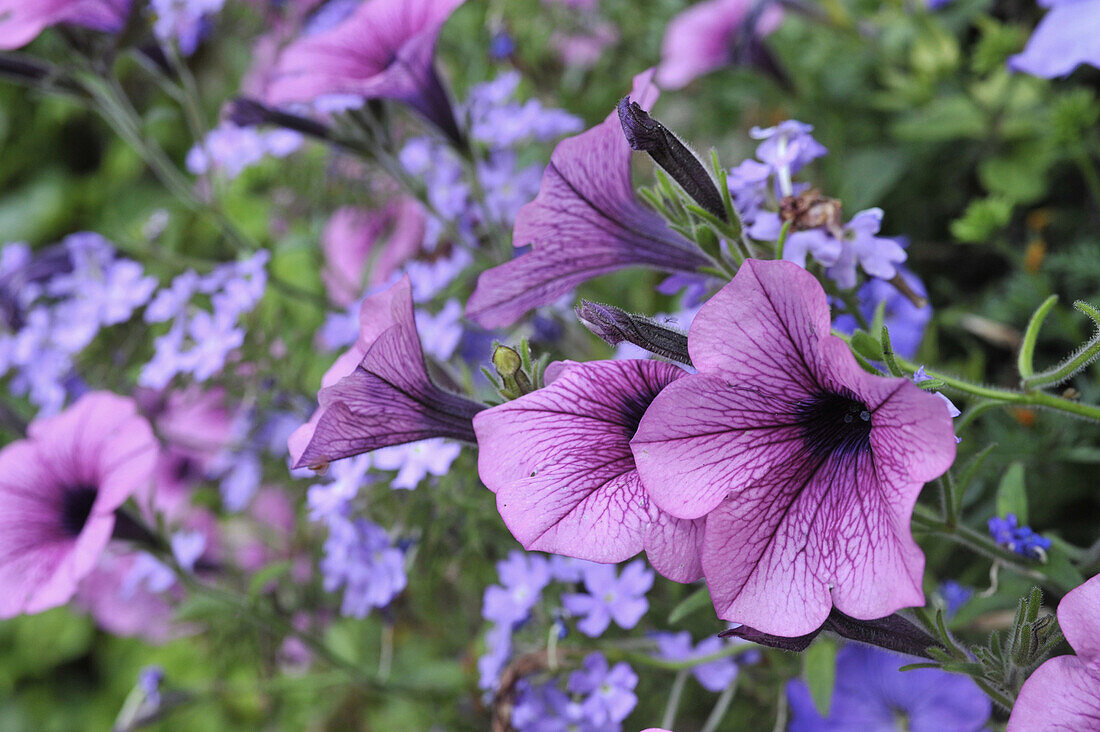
[289, 275, 483, 469]
[475, 359, 704, 582]
[0, 391, 158, 618]
[631, 259, 957, 636]
[0, 0, 130, 50]
[264, 0, 467, 145]
[466, 69, 710, 328]
[656, 0, 783, 90]
[321, 199, 425, 308]
[1008, 573, 1100, 730]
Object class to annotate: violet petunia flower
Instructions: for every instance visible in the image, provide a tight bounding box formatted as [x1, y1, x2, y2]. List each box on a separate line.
[0, 392, 158, 618]
[465, 69, 712, 328]
[0, 0, 130, 50]
[320, 200, 425, 307]
[632, 259, 957, 636]
[788, 645, 991, 731]
[656, 0, 783, 90]
[264, 0, 466, 145]
[474, 359, 705, 582]
[1009, 573, 1100, 729]
[1007, 0, 1100, 79]
[288, 275, 484, 469]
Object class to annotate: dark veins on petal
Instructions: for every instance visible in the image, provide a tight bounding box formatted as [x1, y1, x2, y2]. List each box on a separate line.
[795, 391, 873, 458]
[60, 486, 98, 536]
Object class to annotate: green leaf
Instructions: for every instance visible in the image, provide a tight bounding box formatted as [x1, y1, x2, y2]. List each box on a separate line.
[850, 330, 885, 362]
[996, 462, 1028, 524]
[803, 638, 838, 718]
[668, 586, 711, 624]
[246, 560, 293, 599]
[1043, 548, 1085, 591]
[891, 96, 987, 142]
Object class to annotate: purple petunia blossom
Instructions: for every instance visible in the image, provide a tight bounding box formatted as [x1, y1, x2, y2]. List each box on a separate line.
[289, 276, 484, 470]
[0, 0, 130, 49]
[320, 200, 425, 307]
[265, 0, 466, 145]
[466, 69, 711, 328]
[632, 259, 957, 636]
[656, 0, 783, 90]
[652, 631, 740, 692]
[562, 560, 653, 637]
[475, 359, 704, 581]
[1009, 572, 1100, 730]
[788, 644, 991, 731]
[0, 392, 158, 618]
[1008, 0, 1100, 79]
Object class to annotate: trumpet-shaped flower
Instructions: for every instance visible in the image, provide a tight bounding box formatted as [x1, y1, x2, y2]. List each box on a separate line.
[0, 392, 157, 618]
[656, 0, 783, 90]
[0, 0, 130, 50]
[289, 276, 483, 469]
[632, 259, 957, 635]
[474, 359, 704, 581]
[1008, 573, 1100, 730]
[265, 0, 466, 144]
[1008, 0, 1100, 79]
[466, 70, 710, 328]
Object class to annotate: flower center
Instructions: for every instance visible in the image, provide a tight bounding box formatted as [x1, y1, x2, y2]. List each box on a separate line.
[60, 486, 98, 536]
[795, 391, 873, 458]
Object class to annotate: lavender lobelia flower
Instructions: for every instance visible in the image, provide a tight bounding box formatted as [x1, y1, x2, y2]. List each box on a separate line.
[481, 551, 551, 627]
[656, 0, 783, 90]
[561, 560, 653, 637]
[264, 0, 467, 145]
[652, 631, 740, 692]
[0, 392, 158, 618]
[466, 69, 712, 328]
[632, 259, 957, 635]
[788, 645, 991, 731]
[832, 269, 932, 360]
[1009, 573, 1100, 729]
[1008, 0, 1100, 79]
[289, 275, 484, 470]
[0, 0, 130, 49]
[567, 652, 639, 726]
[320, 200, 425, 307]
[150, 0, 225, 54]
[475, 359, 704, 581]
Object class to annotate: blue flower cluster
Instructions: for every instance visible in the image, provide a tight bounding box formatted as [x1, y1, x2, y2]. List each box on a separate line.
[0, 233, 158, 413]
[477, 552, 651, 729]
[988, 514, 1052, 560]
[141, 250, 268, 388]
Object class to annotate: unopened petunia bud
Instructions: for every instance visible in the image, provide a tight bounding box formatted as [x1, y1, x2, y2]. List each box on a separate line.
[576, 300, 692, 366]
[617, 98, 728, 223]
[720, 609, 942, 659]
[492, 345, 533, 396]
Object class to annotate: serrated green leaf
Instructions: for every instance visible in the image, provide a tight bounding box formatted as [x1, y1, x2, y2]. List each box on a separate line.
[996, 462, 1028, 524]
[804, 638, 838, 718]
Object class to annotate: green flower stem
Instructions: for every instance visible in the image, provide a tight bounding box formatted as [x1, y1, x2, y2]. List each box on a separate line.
[892, 355, 1100, 421]
[911, 505, 1073, 593]
[700, 678, 738, 732]
[661, 669, 690, 730]
[605, 642, 758, 672]
[1017, 295, 1059, 380]
[1074, 148, 1100, 215]
[971, 677, 1015, 713]
[1021, 300, 1100, 390]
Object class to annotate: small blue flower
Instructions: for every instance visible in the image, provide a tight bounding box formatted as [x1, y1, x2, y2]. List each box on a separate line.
[988, 514, 1052, 560]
